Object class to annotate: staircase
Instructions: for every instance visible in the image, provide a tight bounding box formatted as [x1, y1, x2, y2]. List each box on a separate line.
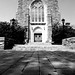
[12, 42, 68, 51]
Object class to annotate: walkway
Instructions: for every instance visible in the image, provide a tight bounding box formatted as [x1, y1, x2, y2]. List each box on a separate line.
[0, 50, 75, 75]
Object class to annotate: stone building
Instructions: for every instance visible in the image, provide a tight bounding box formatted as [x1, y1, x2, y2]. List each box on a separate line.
[16, 0, 60, 43]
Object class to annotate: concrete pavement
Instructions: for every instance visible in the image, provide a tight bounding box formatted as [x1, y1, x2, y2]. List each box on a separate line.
[0, 50, 75, 75]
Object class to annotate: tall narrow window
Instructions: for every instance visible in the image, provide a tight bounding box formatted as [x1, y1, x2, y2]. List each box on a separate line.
[31, 7, 34, 22]
[39, 7, 41, 22]
[40, 6, 42, 22]
[35, 7, 37, 22]
[42, 7, 44, 22]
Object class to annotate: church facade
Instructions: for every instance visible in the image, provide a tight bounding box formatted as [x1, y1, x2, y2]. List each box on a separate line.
[16, 0, 60, 43]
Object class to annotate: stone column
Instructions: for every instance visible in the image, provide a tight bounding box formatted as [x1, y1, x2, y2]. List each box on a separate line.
[48, 26, 52, 43]
[46, 13, 52, 43]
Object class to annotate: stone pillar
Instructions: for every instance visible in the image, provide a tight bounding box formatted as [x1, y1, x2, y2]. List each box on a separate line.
[48, 26, 52, 43]
[47, 13, 52, 43]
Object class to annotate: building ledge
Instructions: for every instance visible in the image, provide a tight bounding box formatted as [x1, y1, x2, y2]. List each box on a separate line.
[30, 23, 46, 25]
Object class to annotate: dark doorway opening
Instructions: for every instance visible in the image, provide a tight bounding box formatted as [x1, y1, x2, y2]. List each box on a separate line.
[34, 33, 42, 42]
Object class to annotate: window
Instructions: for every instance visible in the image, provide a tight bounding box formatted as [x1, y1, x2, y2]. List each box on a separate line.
[31, 1, 44, 22]
[42, 7, 44, 22]
[39, 7, 41, 22]
[31, 7, 35, 22]
[35, 7, 37, 22]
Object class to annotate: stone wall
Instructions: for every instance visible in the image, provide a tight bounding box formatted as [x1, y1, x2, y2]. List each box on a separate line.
[0, 37, 5, 50]
[62, 37, 75, 49]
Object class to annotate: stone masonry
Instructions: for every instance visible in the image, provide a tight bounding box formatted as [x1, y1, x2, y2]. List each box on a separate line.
[16, 0, 61, 43]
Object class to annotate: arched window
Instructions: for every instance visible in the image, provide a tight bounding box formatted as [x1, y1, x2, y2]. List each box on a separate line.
[31, 0, 44, 22]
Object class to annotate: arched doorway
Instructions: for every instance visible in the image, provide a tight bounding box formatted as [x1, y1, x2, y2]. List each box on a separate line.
[33, 27, 42, 42]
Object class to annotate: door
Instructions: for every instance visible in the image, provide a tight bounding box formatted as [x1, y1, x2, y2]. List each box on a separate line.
[34, 33, 42, 42]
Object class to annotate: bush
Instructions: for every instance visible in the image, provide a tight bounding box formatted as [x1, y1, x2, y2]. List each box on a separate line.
[0, 20, 25, 49]
[4, 38, 15, 49]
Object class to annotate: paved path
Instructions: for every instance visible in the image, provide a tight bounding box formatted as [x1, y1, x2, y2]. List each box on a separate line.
[0, 50, 75, 75]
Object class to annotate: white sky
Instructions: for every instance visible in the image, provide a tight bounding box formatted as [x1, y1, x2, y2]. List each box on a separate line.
[0, 0, 75, 25]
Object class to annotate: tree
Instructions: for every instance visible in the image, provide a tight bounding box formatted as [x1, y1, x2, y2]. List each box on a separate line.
[52, 22, 75, 44]
[9, 19, 25, 44]
[52, 22, 63, 44]
[0, 22, 10, 37]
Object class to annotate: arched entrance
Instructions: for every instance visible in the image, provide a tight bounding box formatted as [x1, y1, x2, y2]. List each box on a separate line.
[33, 27, 42, 42]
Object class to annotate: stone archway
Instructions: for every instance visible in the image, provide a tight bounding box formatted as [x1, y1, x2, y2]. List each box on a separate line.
[33, 27, 42, 42]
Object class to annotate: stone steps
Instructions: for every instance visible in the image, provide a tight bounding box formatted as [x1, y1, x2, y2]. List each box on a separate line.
[12, 43, 68, 51]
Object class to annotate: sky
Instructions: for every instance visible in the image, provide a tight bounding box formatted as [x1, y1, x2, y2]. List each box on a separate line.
[0, 0, 75, 25]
